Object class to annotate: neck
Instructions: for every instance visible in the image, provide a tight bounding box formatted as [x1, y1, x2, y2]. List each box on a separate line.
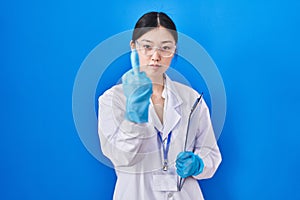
[153, 83, 164, 95]
[150, 75, 164, 95]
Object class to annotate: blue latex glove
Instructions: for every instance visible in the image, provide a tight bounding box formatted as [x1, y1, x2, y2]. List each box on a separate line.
[176, 151, 204, 178]
[121, 50, 152, 123]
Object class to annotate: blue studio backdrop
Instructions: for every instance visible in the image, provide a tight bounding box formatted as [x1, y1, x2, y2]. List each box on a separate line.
[1, 0, 300, 200]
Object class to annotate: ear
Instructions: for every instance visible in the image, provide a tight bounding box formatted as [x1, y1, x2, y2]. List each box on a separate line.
[130, 40, 135, 50]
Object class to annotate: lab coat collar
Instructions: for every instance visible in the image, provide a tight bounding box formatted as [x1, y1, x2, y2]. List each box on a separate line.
[149, 74, 183, 140]
[164, 75, 183, 108]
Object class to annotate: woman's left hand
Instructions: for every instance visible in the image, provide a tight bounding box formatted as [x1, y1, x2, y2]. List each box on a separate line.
[176, 151, 204, 178]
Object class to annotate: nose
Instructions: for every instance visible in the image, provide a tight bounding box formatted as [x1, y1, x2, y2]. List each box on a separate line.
[151, 50, 161, 62]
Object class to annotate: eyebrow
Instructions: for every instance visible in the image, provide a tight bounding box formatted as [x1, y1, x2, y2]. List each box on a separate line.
[140, 39, 154, 43]
[161, 41, 174, 44]
[140, 39, 174, 44]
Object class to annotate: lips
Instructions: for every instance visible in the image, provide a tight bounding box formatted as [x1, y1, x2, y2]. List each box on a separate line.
[149, 64, 161, 68]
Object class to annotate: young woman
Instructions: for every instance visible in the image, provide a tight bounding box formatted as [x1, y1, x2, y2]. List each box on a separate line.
[98, 12, 221, 200]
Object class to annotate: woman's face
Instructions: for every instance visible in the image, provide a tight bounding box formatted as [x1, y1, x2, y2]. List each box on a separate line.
[131, 27, 176, 80]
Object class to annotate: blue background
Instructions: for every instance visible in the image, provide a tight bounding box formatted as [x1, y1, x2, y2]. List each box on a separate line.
[1, 0, 300, 199]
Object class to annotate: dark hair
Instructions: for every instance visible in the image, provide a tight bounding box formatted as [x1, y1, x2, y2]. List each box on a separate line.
[132, 12, 178, 43]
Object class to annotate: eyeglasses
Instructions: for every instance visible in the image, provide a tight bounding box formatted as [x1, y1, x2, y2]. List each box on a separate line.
[135, 40, 176, 58]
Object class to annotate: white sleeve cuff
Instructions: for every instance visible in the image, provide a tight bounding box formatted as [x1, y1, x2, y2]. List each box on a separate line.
[119, 120, 155, 139]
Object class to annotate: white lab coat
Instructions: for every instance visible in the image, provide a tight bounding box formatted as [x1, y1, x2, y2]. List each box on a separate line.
[98, 75, 221, 200]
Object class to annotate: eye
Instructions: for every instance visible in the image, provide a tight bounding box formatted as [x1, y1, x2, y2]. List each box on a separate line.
[162, 46, 171, 51]
[143, 44, 152, 50]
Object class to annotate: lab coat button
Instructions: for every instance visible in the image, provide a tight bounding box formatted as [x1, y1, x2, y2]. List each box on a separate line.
[168, 193, 173, 198]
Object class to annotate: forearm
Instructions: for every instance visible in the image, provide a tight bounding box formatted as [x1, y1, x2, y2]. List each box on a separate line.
[99, 120, 155, 167]
[98, 91, 156, 168]
[192, 99, 222, 179]
[193, 144, 222, 179]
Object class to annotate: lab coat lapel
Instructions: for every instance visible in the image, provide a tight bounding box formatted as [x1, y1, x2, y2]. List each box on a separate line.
[162, 75, 183, 139]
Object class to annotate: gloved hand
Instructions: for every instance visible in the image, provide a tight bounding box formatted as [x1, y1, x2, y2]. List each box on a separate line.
[176, 151, 204, 178]
[122, 49, 152, 123]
